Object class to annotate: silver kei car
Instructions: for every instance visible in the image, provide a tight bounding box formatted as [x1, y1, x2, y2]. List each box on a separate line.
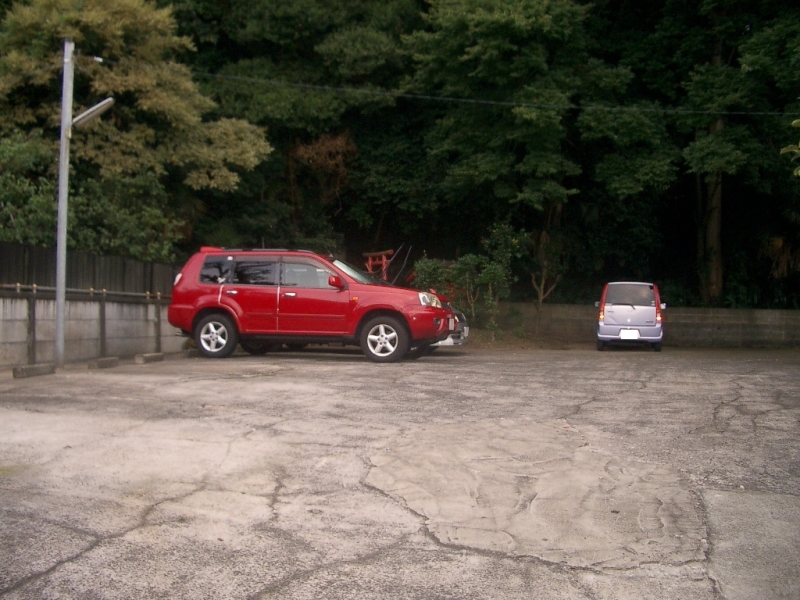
[595, 281, 665, 351]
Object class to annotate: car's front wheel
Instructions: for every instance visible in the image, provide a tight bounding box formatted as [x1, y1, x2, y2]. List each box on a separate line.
[195, 313, 239, 358]
[360, 316, 409, 363]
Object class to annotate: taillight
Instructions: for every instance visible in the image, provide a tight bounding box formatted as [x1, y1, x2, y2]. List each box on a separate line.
[597, 285, 608, 322]
[654, 285, 663, 323]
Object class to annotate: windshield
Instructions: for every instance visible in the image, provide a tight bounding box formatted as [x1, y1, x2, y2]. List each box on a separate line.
[332, 259, 389, 285]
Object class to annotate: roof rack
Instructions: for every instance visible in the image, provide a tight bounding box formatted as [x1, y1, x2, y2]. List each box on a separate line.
[200, 246, 319, 254]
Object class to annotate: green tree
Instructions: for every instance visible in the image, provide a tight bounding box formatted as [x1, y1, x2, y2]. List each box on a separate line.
[446, 254, 485, 325]
[413, 232, 517, 339]
[164, 0, 421, 251]
[404, 0, 586, 218]
[411, 254, 451, 294]
[60, 0, 796, 309]
[588, 0, 800, 305]
[740, 10, 800, 297]
[0, 0, 271, 260]
[781, 118, 800, 177]
[0, 131, 56, 246]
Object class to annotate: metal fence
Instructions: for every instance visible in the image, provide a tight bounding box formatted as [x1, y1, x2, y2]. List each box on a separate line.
[0, 241, 177, 295]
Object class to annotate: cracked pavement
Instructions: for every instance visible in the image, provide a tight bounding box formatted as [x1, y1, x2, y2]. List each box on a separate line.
[1, 345, 798, 599]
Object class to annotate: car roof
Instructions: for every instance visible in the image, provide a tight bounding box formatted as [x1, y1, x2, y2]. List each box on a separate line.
[198, 246, 329, 258]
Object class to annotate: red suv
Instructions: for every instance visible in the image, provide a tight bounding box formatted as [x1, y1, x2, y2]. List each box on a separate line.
[168, 247, 457, 362]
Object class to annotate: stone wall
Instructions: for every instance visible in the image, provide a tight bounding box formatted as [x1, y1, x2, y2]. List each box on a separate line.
[499, 303, 800, 348]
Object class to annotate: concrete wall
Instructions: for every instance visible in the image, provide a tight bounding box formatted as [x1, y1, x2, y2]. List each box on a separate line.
[0, 296, 184, 368]
[499, 302, 800, 348]
[2, 298, 798, 368]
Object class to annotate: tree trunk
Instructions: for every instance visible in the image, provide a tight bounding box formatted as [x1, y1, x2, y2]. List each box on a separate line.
[700, 160, 723, 304]
[698, 41, 726, 305]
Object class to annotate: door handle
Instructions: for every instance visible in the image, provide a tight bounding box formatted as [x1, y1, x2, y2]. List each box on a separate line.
[284, 292, 296, 297]
[225, 290, 238, 295]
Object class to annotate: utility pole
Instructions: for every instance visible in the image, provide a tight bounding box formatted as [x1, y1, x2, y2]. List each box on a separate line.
[55, 40, 114, 368]
[55, 39, 74, 369]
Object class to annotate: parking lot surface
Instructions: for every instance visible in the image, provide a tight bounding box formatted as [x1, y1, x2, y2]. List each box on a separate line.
[1, 345, 799, 599]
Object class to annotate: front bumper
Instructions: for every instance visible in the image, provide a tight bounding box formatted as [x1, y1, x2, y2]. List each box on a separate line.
[433, 325, 469, 347]
[405, 307, 457, 342]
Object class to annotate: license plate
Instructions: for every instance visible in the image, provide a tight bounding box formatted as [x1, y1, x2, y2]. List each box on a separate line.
[619, 329, 640, 340]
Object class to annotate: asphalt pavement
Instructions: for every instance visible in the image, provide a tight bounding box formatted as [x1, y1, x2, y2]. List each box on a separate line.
[1, 344, 798, 599]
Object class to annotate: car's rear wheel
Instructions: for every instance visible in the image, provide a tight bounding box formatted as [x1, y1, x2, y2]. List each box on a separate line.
[195, 313, 239, 358]
[652, 342, 662, 352]
[360, 316, 409, 363]
[596, 340, 606, 351]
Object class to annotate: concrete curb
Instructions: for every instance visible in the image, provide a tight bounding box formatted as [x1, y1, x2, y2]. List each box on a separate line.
[88, 357, 119, 370]
[135, 353, 164, 365]
[12, 363, 56, 379]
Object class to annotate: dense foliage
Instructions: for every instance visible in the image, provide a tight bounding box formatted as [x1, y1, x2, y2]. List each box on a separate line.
[0, 0, 271, 261]
[1, 0, 799, 306]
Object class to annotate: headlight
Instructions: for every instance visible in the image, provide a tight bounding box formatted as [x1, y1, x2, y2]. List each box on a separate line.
[418, 292, 442, 308]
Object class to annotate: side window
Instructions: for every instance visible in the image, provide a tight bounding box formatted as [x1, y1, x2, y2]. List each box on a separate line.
[232, 261, 278, 285]
[282, 261, 333, 289]
[200, 257, 232, 284]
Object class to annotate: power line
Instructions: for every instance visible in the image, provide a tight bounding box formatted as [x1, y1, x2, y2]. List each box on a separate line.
[193, 70, 800, 117]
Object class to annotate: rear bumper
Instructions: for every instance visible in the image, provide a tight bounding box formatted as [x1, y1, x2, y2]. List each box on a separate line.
[597, 324, 663, 343]
[167, 304, 194, 333]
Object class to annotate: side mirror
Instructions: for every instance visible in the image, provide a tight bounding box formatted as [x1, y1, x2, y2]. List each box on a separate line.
[660, 303, 667, 310]
[594, 301, 600, 308]
[328, 274, 346, 289]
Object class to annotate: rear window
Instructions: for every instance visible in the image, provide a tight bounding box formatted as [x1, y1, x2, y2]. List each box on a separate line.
[200, 257, 232, 284]
[233, 260, 278, 285]
[605, 284, 655, 306]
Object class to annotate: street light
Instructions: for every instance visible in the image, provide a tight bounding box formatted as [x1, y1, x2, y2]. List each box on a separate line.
[55, 39, 114, 368]
[73, 97, 115, 129]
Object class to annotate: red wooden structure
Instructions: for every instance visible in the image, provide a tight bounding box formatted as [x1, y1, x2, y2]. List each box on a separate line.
[362, 249, 394, 280]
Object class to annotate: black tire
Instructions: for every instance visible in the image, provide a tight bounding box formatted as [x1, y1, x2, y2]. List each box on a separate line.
[653, 342, 662, 352]
[195, 313, 239, 358]
[240, 341, 279, 355]
[597, 340, 606, 351]
[360, 316, 409, 363]
[285, 343, 308, 351]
